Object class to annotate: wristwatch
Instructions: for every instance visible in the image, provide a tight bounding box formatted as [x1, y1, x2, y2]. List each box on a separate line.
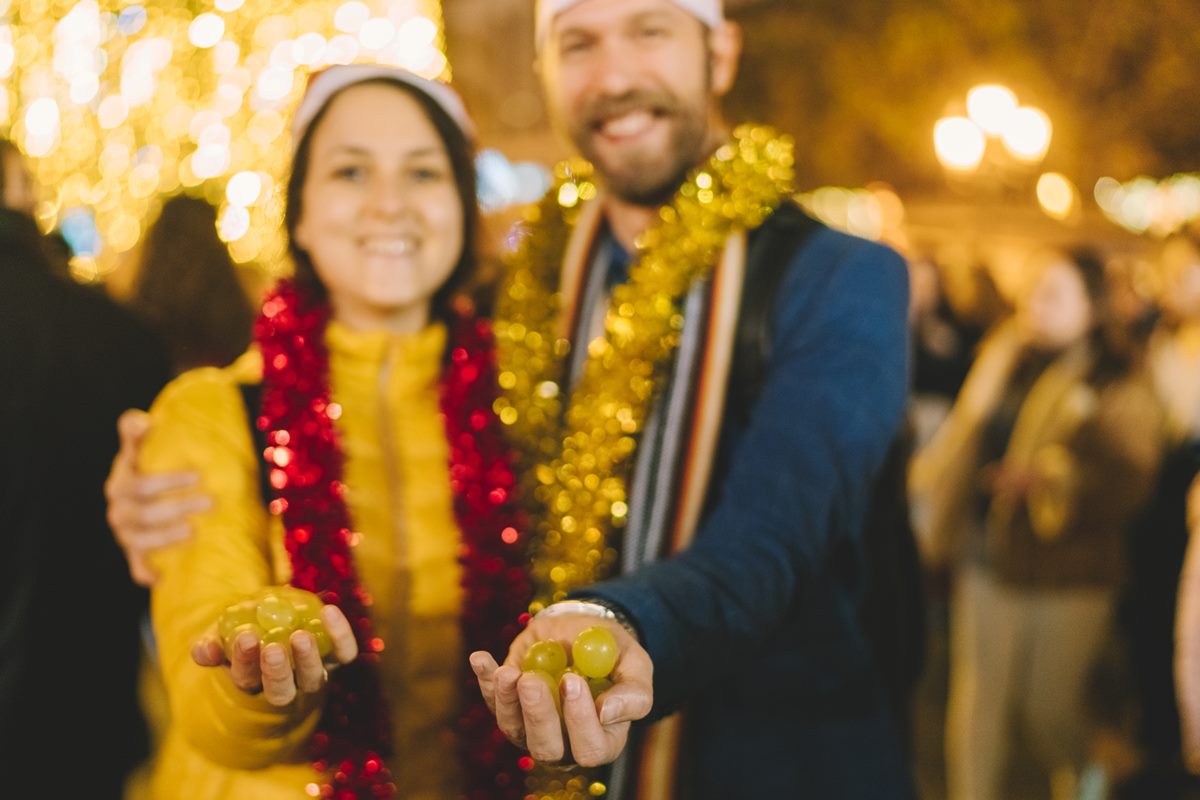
[535, 599, 639, 640]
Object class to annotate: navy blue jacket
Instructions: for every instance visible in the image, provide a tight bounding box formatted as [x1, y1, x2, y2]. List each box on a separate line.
[582, 225, 916, 798]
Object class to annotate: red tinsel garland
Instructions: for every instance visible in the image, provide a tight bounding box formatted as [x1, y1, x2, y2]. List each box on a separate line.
[255, 281, 529, 799]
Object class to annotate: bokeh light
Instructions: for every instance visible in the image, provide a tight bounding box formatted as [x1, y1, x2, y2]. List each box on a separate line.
[966, 84, 1018, 136]
[0, 0, 448, 278]
[934, 117, 986, 171]
[1036, 172, 1077, 220]
[1002, 106, 1053, 163]
[1096, 173, 1200, 237]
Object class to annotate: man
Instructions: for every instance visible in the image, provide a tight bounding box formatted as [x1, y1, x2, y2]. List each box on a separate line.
[1, 142, 170, 797]
[469, 0, 915, 796]
[106, 1, 915, 795]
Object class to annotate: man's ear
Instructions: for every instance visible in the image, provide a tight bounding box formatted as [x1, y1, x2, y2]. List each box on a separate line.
[709, 20, 743, 97]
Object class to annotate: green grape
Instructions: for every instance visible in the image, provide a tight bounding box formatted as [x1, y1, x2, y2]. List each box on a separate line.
[586, 676, 613, 699]
[303, 617, 334, 659]
[255, 594, 297, 631]
[262, 626, 292, 649]
[525, 669, 562, 712]
[217, 600, 259, 642]
[224, 622, 265, 660]
[279, 587, 322, 619]
[572, 626, 618, 679]
[522, 639, 568, 675]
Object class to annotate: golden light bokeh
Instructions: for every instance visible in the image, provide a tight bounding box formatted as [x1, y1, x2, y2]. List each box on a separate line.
[0, 0, 448, 280]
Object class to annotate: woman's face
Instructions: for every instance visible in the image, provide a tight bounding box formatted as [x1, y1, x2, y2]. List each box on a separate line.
[1019, 256, 1094, 350]
[294, 83, 463, 332]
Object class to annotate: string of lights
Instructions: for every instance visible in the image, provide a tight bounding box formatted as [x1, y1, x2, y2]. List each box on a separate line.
[0, 0, 447, 280]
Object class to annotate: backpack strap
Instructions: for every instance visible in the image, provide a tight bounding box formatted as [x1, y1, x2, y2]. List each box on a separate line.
[728, 202, 824, 423]
[238, 383, 272, 509]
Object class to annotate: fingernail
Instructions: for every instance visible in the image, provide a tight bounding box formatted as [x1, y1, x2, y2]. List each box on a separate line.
[563, 674, 582, 700]
[600, 698, 623, 725]
[263, 646, 286, 667]
[293, 636, 311, 654]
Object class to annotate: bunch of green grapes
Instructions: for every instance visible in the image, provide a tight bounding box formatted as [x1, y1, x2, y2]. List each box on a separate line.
[217, 586, 334, 661]
[521, 626, 619, 710]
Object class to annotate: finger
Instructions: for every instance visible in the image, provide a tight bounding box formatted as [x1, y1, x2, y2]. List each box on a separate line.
[597, 679, 653, 726]
[192, 636, 226, 667]
[260, 643, 297, 707]
[560, 671, 623, 767]
[132, 472, 204, 501]
[228, 631, 263, 693]
[292, 631, 326, 694]
[126, 551, 159, 588]
[321, 605, 359, 665]
[115, 521, 193, 552]
[469, 651, 501, 714]
[117, 408, 152, 450]
[493, 665, 527, 748]
[518, 670, 566, 763]
[129, 494, 211, 529]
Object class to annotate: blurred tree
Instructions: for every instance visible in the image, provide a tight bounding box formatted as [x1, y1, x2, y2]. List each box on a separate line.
[725, 0, 1200, 190]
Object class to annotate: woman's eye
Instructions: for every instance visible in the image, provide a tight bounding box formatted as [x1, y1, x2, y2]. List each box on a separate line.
[332, 165, 364, 181]
[638, 26, 667, 40]
[412, 166, 447, 183]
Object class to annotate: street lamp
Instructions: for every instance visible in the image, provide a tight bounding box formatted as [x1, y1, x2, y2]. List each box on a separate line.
[934, 83, 1053, 172]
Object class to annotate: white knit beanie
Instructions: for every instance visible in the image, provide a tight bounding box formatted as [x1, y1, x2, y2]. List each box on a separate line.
[536, 0, 724, 51]
[291, 65, 475, 150]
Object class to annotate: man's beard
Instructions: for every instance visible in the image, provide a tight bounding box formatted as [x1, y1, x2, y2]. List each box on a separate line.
[568, 86, 710, 208]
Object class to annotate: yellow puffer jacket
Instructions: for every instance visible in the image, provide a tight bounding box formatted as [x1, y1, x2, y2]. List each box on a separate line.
[142, 321, 463, 799]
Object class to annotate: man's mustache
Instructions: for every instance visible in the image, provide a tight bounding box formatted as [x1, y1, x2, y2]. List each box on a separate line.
[580, 89, 679, 130]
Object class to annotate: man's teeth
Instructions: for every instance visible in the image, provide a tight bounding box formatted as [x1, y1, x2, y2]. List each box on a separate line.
[365, 239, 416, 256]
[601, 110, 655, 138]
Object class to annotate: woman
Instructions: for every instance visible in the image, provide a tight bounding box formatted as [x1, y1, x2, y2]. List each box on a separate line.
[140, 66, 527, 799]
[911, 247, 1163, 800]
[129, 194, 256, 374]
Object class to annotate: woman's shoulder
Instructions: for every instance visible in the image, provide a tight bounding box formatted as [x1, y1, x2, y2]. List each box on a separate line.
[148, 349, 263, 446]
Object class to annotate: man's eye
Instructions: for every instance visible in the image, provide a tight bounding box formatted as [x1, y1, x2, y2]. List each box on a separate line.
[560, 39, 592, 56]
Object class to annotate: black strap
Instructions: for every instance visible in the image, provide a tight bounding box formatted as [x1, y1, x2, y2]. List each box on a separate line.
[728, 202, 824, 423]
[238, 383, 272, 508]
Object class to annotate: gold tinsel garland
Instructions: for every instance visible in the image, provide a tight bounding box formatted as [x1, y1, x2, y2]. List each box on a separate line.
[493, 124, 794, 799]
[495, 125, 795, 617]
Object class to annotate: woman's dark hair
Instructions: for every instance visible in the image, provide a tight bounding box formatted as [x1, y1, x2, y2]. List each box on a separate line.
[129, 194, 255, 372]
[284, 78, 480, 327]
[1058, 246, 1140, 381]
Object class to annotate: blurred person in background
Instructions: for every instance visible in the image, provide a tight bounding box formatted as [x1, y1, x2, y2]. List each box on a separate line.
[0, 137, 171, 797]
[1106, 232, 1200, 797]
[911, 246, 1163, 800]
[128, 194, 256, 375]
[1122, 230, 1200, 797]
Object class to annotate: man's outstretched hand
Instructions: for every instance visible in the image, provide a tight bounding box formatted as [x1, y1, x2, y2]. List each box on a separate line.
[470, 612, 653, 767]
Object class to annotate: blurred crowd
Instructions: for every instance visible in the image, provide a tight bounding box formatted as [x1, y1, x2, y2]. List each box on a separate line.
[907, 230, 1200, 800]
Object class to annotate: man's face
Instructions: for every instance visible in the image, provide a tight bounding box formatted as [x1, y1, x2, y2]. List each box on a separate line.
[540, 0, 739, 206]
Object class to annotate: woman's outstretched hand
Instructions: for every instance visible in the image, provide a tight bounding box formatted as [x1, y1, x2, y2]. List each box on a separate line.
[191, 604, 359, 707]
